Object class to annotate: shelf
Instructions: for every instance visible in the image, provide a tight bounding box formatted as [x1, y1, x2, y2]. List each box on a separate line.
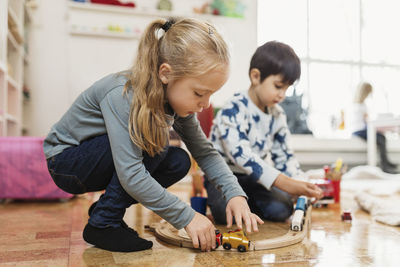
[7, 76, 21, 91]
[69, 28, 140, 39]
[8, 7, 24, 44]
[68, 1, 172, 17]
[7, 32, 24, 55]
[7, 7, 20, 28]
[0, 62, 6, 73]
[6, 118, 20, 136]
[2, 0, 27, 137]
[6, 114, 19, 123]
[67, 1, 242, 21]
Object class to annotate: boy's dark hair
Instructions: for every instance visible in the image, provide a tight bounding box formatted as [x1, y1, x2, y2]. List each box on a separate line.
[249, 41, 300, 85]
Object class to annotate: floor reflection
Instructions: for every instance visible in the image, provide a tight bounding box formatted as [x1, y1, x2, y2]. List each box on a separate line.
[1, 183, 399, 266]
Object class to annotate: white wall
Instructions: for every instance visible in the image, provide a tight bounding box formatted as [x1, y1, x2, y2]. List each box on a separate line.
[24, 0, 70, 136]
[25, 0, 257, 136]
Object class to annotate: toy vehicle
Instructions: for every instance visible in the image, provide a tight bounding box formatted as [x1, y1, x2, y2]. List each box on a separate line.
[215, 229, 222, 248]
[341, 210, 352, 222]
[291, 196, 308, 231]
[313, 179, 335, 207]
[221, 229, 250, 252]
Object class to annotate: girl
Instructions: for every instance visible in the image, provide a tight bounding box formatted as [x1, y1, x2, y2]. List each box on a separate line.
[351, 82, 398, 173]
[44, 18, 263, 253]
[205, 41, 323, 224]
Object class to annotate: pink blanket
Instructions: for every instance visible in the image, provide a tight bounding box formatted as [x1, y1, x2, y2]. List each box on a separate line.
[0, 137, 73, 199]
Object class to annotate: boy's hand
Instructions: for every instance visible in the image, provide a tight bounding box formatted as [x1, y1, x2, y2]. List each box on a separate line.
[184, 212, 216, 252]
[225, 196, 264, 233]
[274, 174, 324, 199]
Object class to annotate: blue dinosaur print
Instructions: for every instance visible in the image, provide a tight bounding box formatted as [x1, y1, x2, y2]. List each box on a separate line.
[252, 114, 260, 123]
[210, 92, 301, 184]
[232, 146, 244, 159]
[211, 132, 216, 142]
[221, 128, 229, 139]
[244, 158, 263, 179]
[236, 125, 249, 140]
[239, 96, 248, 106]
[253, 139, 265, 150]
[265, 117, 274, 136]
[221, 102, 240, 122]
[278, 164, 287, 173]
[273, 134, 294, 159]
[275, 132, 286, 143]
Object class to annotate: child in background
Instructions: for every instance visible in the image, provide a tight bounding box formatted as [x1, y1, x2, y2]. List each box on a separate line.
[43, 18, 262, 253]
[351, 82, 398, 173]
[206, 41, 323, 224]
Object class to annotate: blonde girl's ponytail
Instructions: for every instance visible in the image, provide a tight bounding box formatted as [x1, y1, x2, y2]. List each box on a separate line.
[126, 19, 168, 157]
[354, 82, 372, 104]
[125, 17, 229, 156]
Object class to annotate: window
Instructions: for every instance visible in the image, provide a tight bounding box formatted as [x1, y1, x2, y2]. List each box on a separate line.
[258, 0, 400, 137]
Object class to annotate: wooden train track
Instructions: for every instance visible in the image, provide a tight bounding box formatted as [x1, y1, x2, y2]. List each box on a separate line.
[147, 205, 312, 251]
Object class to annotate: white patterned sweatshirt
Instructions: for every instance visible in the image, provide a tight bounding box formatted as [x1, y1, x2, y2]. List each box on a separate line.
[210, 91, 302, 190]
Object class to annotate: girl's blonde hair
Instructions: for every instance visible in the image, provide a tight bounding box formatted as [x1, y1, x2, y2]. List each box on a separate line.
[125, 17, 229, 156]
[354, 82, 373, 104]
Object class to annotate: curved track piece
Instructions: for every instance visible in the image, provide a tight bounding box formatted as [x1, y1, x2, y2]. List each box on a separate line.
[147, 205, 312, 251]
[252, 205, 312, 250]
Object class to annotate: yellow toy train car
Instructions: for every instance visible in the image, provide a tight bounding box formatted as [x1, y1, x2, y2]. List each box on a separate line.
[218, 229, 250, 252]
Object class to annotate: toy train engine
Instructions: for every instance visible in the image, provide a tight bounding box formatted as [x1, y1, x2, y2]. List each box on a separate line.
[291, 196, 308, 231]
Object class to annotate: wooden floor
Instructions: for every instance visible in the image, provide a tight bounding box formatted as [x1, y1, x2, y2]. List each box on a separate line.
[1, 182, 399, 267]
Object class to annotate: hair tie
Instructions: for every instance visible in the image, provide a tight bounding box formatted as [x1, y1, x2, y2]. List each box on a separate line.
[161, 21, 174, 32]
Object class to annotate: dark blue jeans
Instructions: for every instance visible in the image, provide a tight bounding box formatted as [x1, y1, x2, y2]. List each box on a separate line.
[205, 173, 293, 223]
[47, 134, 191, 228]
[353, 129, 389, 164]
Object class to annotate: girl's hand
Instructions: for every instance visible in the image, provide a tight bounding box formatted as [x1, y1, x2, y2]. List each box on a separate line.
[274, 174, 324, 200]
[225, 196, 264, 233]
[184, 212, 216, 252]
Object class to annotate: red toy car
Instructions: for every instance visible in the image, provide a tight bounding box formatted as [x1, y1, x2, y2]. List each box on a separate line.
[215, 229, 250, 252]
[313, 179, 335, 207]
[221, 229, 250, 252]
[341, 210, 352, 222]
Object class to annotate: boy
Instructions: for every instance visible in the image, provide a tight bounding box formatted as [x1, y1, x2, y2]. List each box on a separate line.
[206, 41, 323, 224]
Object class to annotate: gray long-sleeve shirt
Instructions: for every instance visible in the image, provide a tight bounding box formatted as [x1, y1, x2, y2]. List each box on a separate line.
[43, 73, 246, 229]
